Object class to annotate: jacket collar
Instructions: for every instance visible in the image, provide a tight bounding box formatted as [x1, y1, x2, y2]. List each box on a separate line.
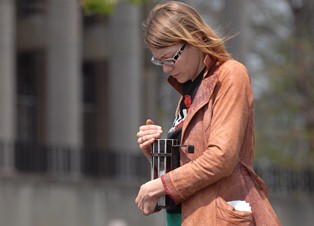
[167, 55, 217, 94]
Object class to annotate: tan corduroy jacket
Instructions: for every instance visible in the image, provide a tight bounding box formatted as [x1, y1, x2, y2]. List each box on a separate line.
[161, 57, 281, 226]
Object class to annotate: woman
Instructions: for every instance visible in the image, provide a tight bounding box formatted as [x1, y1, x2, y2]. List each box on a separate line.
[135, 1, 281, 226]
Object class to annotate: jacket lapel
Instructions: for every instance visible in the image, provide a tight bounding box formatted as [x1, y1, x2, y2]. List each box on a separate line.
[167, 55, 219, 142]
[181, 74, 219, 141]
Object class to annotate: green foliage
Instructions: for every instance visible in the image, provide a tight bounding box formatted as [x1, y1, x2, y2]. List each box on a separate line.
[82, 0, 148, 15]
[254, 35, 314, 169]
[128, 0, 147, 4]
[83, 0, 116, 15]
[247, 0, 314, 169]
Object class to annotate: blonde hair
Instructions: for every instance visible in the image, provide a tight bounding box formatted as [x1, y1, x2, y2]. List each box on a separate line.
[143, 1, 233, 63]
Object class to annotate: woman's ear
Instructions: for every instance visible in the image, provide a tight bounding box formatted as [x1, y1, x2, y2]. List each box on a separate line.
[203, 54, 212, 66]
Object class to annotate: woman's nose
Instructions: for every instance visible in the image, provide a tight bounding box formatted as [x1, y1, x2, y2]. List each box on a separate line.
[162, 64, 173, 74]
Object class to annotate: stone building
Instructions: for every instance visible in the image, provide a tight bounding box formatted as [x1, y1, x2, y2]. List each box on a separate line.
[0, 1, 313, 226]
[0, 0, 160, 225]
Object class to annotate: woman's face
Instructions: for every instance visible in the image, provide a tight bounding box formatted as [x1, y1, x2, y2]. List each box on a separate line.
[149, 44, 205, 83]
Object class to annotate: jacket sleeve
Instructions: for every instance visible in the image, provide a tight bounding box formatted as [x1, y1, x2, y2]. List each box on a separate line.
[161, 61, 254, 204]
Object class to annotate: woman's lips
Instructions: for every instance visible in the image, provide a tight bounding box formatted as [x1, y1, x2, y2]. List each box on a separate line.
[171, 73, 179, 78]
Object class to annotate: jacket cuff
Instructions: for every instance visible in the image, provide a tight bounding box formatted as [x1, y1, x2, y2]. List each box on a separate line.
[161, 175, 181, 205]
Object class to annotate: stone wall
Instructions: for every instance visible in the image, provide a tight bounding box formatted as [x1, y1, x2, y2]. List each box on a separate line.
[0, 176, 164, 226]
[0, 175, 312, 226]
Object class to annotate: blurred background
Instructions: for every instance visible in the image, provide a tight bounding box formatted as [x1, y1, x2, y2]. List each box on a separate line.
[0, 0, 313, 225]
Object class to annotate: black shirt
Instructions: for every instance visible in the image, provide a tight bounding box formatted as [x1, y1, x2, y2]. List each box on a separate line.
[168, 66, 206, 141]
[166, 67, 206, 214]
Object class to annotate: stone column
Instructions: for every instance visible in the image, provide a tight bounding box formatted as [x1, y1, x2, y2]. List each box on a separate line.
[0, 0, 16, 142]
[46, 0, 82, 175]
[0, 0, 16, 174]
[222, 0, 248, 63]
[108, 3, 142, 153]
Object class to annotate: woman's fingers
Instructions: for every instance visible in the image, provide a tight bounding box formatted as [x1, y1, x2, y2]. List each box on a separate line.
[139, 125, 162, 132]
[137, 119, 162, 158]
[137, 129, 162, 139]
[137, 131, 162, 145]
[146, 119, 154, 125]
[135, 181, 160, 215]
[137, 119, 162, 144]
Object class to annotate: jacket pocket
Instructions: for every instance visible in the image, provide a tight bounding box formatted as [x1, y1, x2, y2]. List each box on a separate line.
[216, 196, 255, 226]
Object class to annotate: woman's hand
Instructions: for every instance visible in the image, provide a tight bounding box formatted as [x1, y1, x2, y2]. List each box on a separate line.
[135, 178, 166, 215]
[137, 119, 163, 160]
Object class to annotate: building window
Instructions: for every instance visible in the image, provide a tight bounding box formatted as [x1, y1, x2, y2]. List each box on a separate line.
[83, 14, 108, 27]
[82, 61, 108, 150]
[16, 0, 46, 18]
[83, 63, 97, 149]
[82, 61, 109, 176]
[16, 50, 46, 144]
[16, 50, 47, 173]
